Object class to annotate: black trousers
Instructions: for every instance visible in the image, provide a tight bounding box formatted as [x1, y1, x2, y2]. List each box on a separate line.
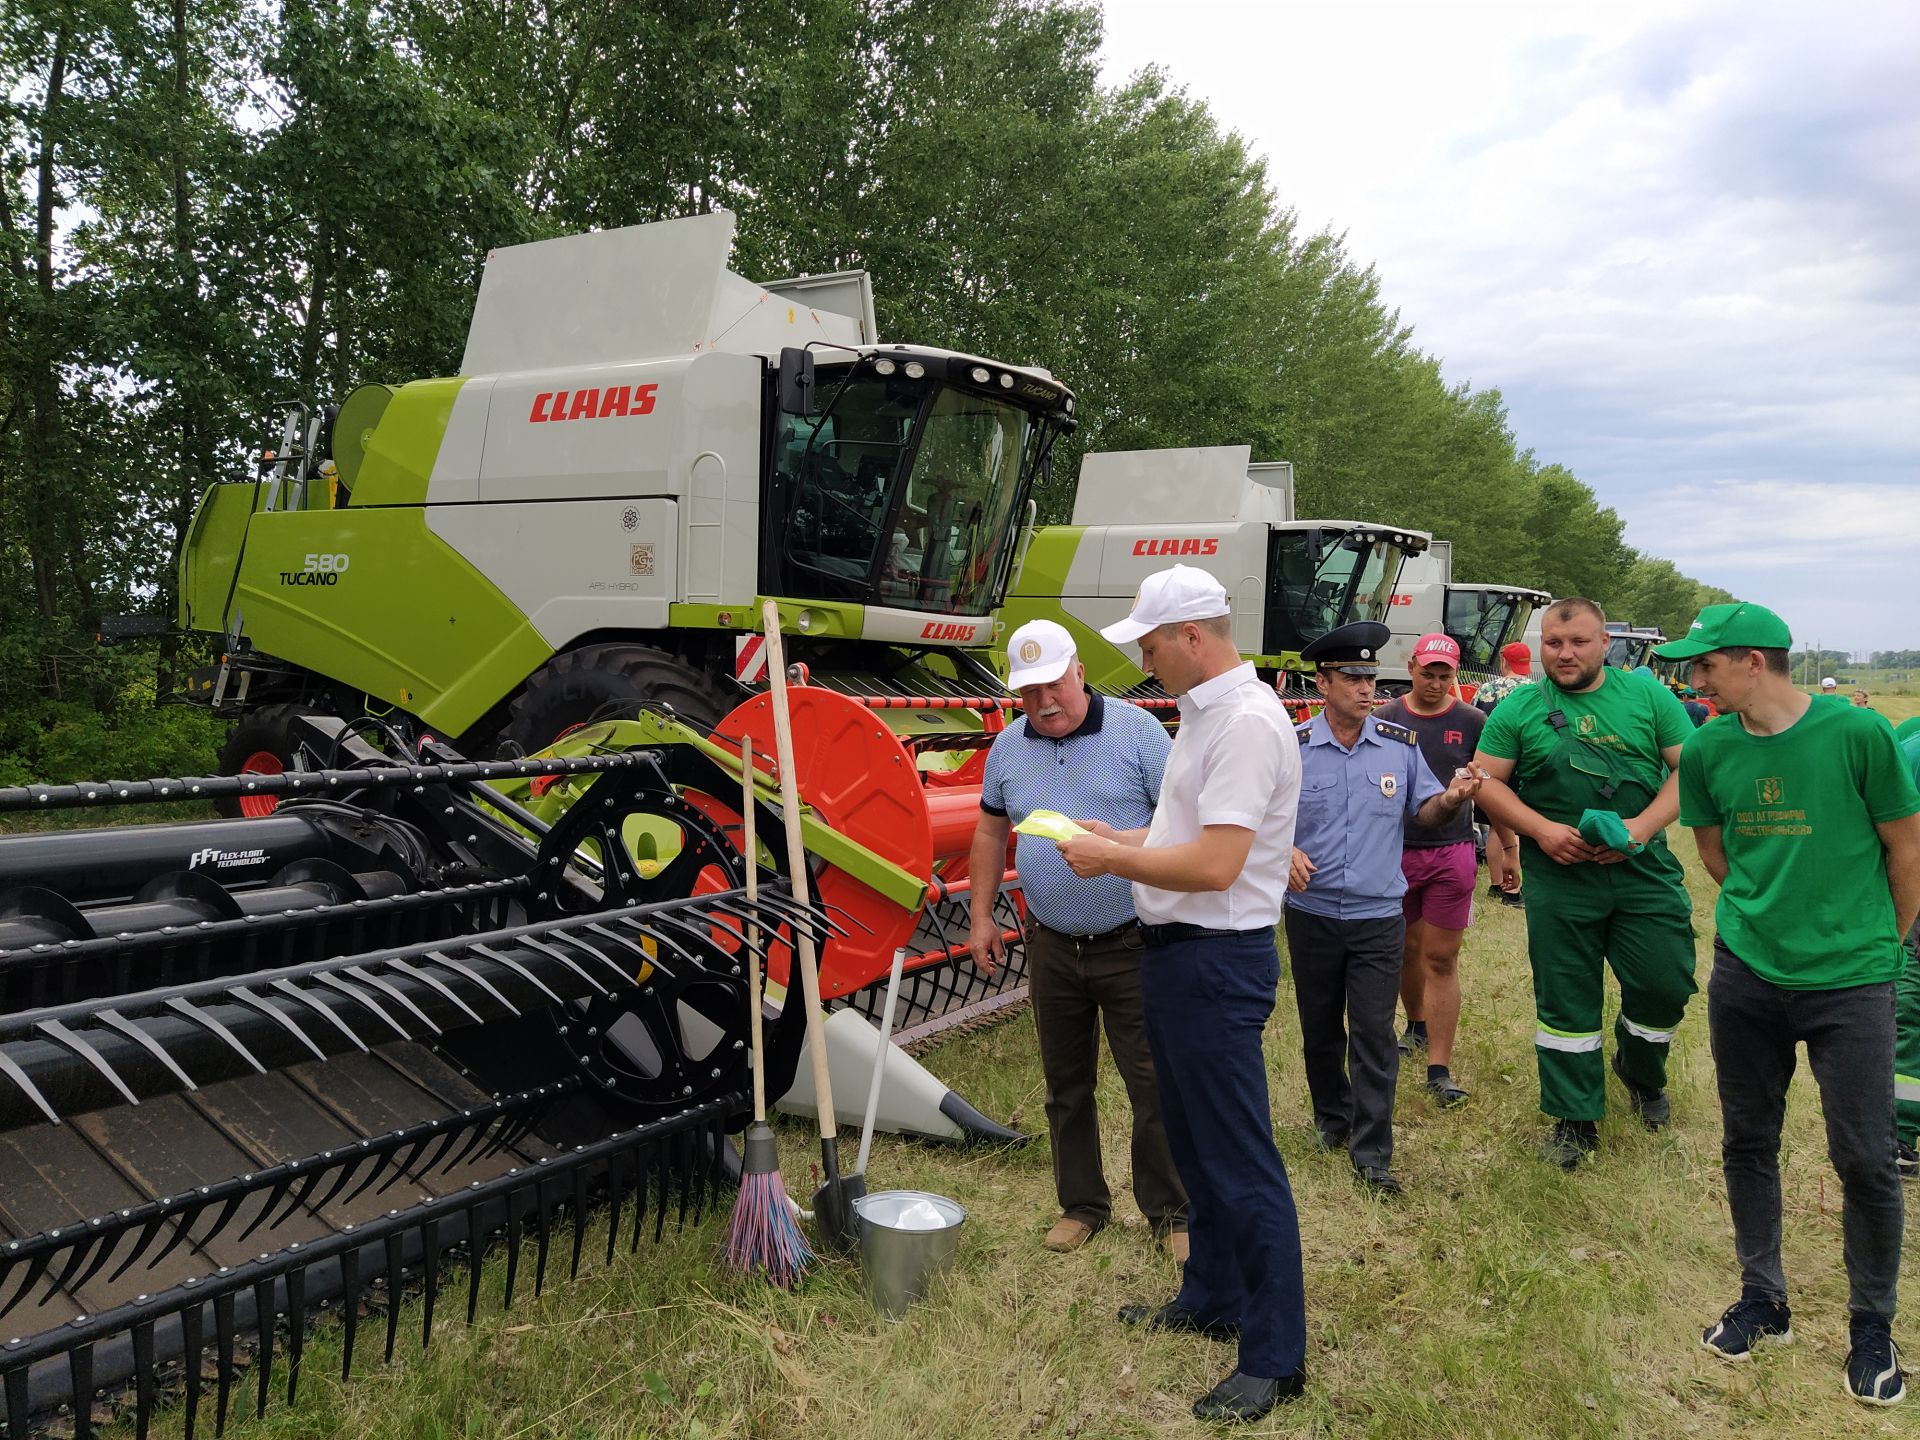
[1284, 908, 1406, 1171]
[1028, 920, 1188, 1230]
[1709, 939, 1902, 1318]
[1140, 928, 1306, 1379]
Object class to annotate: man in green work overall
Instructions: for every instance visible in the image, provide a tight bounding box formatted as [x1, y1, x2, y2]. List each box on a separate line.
[1472, 597, 1698, 1168]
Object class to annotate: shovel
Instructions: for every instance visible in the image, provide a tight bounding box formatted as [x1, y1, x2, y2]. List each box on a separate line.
[760, 600, 866, 1252]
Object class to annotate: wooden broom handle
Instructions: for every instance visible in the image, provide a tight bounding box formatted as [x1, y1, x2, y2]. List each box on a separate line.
[761, 601, 838, 1139]
[742, 738, 767, 1124]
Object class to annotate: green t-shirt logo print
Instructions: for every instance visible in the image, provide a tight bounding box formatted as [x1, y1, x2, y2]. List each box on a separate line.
[1755, 776, 1785, 806]
[1577, 714, 1597, 736]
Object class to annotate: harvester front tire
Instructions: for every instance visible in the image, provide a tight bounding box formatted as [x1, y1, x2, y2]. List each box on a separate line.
[499, 644, 730, 756]
[213, 702, 310, 818]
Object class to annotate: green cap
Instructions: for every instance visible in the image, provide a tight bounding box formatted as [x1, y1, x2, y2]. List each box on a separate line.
[1652, 601, 1791, 659]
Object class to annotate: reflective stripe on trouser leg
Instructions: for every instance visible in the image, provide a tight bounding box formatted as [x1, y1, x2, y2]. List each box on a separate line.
[1895, 934, 1920, 1144]
[1536, 1026, 1602, 1053]
[1522, 867, 1611, 1122]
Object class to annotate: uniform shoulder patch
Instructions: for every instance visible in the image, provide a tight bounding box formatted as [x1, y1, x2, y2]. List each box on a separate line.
[1371, 719, 1417, 745]
[1294, 718, 1315, 736]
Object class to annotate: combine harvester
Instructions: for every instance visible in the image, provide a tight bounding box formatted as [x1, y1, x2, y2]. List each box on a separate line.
[170, 208, 1089, 1053]
[986, 446, 1430, 707]
[1375, 541, 1548, 695]
[0, 212, 1088, 1432]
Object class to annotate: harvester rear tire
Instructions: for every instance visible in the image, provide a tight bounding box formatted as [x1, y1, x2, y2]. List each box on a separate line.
[498, 644, 730, 756]
[212, 702, 311, 818]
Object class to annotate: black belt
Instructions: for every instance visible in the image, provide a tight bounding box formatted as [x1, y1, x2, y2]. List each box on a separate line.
[1137, 922, 1265, 946]
[1032, 917, 1138, 944]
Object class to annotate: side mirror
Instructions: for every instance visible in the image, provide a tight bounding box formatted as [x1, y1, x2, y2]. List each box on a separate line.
[777, 347, 816, 415]
[1306, 529, 1325, 566]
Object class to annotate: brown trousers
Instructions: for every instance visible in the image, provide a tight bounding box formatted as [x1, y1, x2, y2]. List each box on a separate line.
[1028, 919, 1188, 1231]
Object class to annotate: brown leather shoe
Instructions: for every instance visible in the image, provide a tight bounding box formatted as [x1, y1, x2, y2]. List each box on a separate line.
[1044, 1217, 1096, 1252]
[1167, 1230, 1190, 1264]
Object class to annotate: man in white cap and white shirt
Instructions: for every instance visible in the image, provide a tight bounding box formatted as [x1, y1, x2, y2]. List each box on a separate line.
[1055, 564, 1309, 1423]
[969, 619, 1186, 1258]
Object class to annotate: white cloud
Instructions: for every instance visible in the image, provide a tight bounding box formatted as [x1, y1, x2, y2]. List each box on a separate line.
[1097, 0, 1920, 649]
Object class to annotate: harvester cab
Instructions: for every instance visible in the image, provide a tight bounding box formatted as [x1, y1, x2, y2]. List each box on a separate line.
[1604, 622, 1665, 670]
[988, 445, 1430, 698]
[175, 207, 1075, 770]
[1374, 541, 1549, 692]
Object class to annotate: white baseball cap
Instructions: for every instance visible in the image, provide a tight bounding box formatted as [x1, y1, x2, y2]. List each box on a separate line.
[1005, 619, 1077, 689]
[1820, 677, 1837, 689]
[1100, 564, 1231, 645]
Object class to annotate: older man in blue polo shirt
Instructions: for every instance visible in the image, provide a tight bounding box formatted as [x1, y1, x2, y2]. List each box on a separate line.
[969, 619, 1186, 1257]
[1287, 622, 1481, 1196]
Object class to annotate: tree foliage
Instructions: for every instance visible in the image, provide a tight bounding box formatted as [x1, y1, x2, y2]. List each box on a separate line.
[0, 0, 1733, 778]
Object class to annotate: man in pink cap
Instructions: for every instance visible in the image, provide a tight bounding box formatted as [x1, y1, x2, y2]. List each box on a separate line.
[1376, 634, 1487, 1106]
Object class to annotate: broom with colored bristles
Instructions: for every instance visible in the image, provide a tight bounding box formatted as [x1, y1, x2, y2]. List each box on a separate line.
[722, 737, 814, 1286]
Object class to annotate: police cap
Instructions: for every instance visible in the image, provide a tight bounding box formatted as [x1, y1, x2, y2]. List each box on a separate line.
[1301, 621, 1392, 676]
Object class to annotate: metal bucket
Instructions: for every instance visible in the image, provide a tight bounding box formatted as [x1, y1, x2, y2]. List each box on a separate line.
[853, 1189, 967, 1319]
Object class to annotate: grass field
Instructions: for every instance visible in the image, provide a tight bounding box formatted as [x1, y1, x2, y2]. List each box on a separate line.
[109, 710, 1920, 1440]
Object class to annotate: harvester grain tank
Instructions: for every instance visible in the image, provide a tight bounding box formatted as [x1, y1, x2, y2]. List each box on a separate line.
[989, 446, 1430, 693]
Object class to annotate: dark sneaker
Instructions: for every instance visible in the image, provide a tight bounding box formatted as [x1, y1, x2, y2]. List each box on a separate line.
[1845, 1320, 1905, 1406]
[1500, 890, 1525, 908]
[1611, 1050, 1670, 1131]
[1542, 1119, 1597, 1170]
[1486, 881, 1502, 898]
[1400, 1026, 1428, 1054]
[1424, 1073, 1470, 1108]
[1701, 1297, 1793, 1360]
[1898, 1141, 1918, 1178]
[1354, 1165, 1404, 1197]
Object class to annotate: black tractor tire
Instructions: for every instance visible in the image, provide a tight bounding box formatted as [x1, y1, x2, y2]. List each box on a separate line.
[212, 702, 313, 818]
[497, 643, 731, 757]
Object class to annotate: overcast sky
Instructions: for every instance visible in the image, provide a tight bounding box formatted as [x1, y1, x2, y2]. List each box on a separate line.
[1097, 0, 1920, 656]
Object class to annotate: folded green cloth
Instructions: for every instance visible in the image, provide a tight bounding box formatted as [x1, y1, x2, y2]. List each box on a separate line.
[1578, 808, 1642, 855]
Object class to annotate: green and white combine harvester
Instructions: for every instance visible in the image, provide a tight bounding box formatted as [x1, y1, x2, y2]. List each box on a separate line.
[983, 445, 1433, 700]
[0, 212, 1086, 1431]
[1375, 541, 1548, 694]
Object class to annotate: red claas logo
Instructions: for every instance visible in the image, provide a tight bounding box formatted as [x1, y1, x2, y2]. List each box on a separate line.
[1131, 537, 1220, 557]
[920, 621, 976, 641]
[1387, 594, 1413, 606]
[528, 384, 659, 423]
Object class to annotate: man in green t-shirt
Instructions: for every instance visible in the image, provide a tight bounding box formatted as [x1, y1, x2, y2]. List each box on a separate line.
[1472, 598, 1698, 1169]
[1664, 602, 1920, 1408]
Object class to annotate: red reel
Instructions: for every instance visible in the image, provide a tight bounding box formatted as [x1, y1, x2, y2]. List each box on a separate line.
[718, 686, 937, 999]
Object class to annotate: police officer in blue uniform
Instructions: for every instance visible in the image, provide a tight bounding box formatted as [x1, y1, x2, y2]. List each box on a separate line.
[1286, 622, 1482, 1195]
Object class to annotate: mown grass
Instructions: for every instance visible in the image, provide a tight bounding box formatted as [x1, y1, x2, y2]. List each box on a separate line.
[109, 696, 1920, 1439]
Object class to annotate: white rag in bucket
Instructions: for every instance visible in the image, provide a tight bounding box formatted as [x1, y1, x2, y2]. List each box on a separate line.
[889, 1198, 949, 1231]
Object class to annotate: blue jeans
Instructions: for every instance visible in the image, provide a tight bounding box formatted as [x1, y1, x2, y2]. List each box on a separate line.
[1139, 928, 1307, 1379]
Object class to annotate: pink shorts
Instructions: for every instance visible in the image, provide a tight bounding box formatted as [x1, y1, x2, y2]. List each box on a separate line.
[1401, 842, 1476, 930]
